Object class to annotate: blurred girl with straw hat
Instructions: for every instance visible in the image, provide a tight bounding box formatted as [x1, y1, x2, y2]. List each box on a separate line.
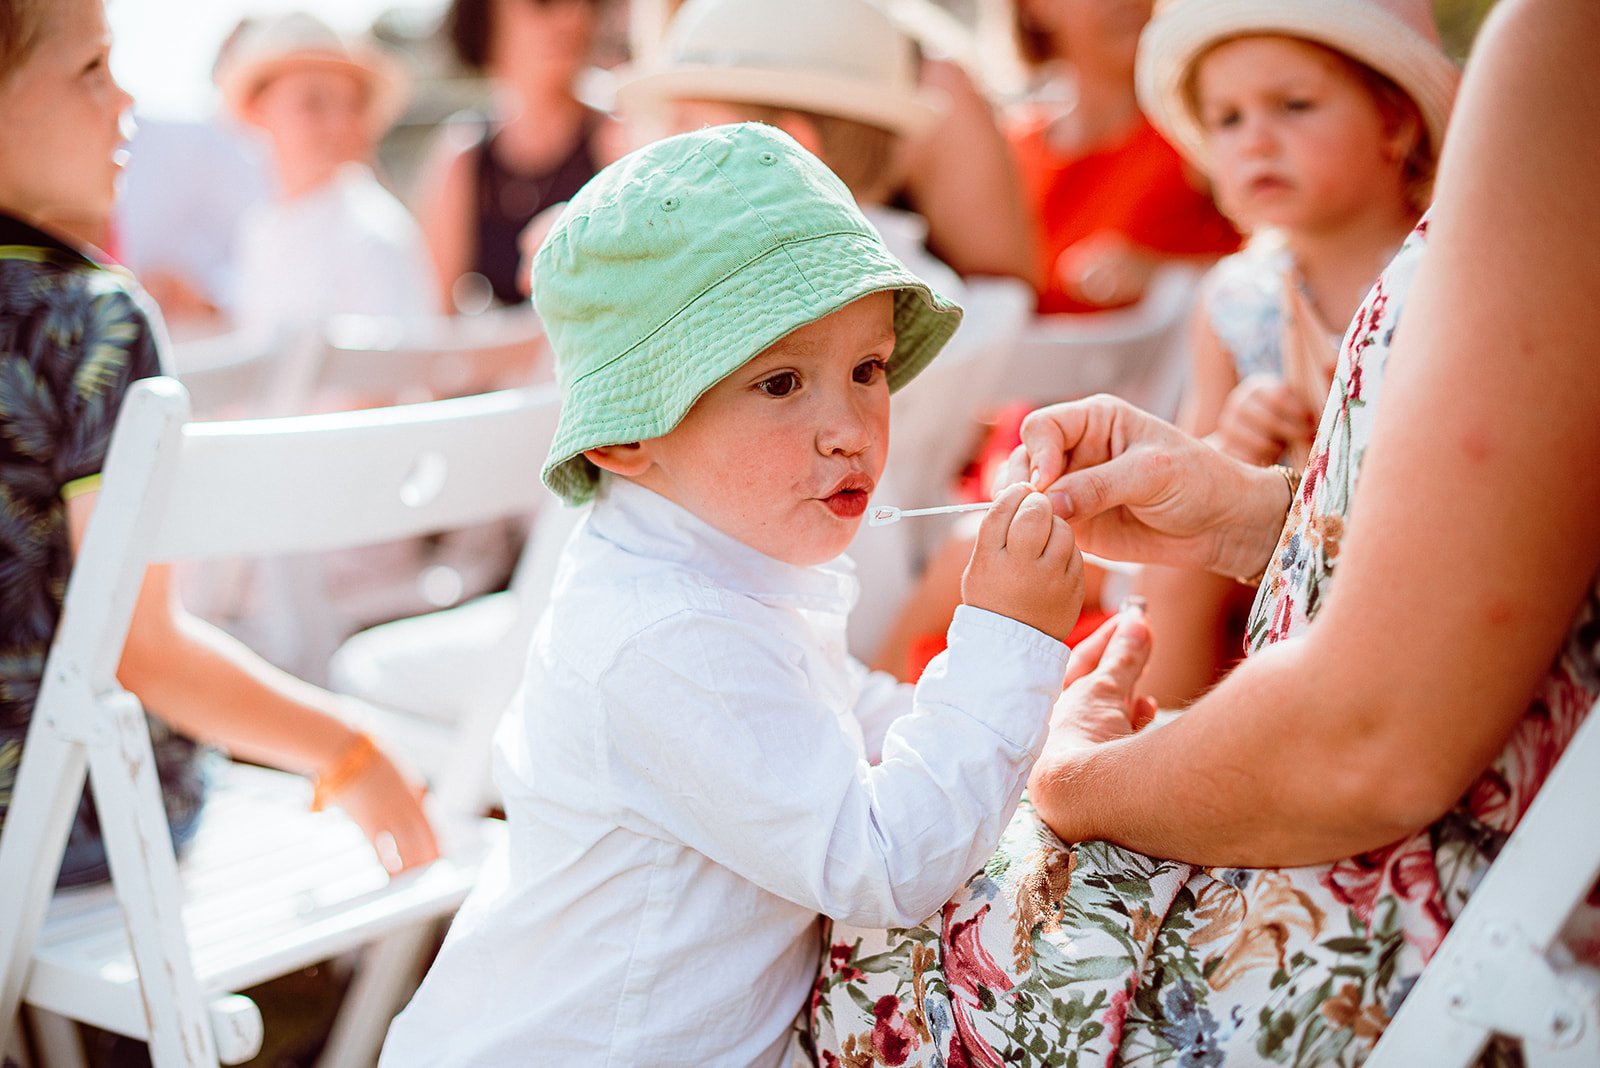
[1134, 0, 1459, 708]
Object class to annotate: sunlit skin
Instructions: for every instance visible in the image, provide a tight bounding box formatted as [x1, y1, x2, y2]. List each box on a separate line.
[1195, 35, 1415, 235]
[0, 0, 132, 229]
[586, 292, 895, 568]
[244, 65, 374, 199]
[489, 0, 597, 103]
[1022, 0, 1152, 77]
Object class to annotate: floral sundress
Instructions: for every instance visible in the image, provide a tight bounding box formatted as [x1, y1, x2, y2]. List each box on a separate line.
[811, 219, 1600, 1066]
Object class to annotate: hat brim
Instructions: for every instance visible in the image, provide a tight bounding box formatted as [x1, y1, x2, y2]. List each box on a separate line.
[615, 64, 945, 140]
[1136, 0, 1459, 172]
[219, 48, 411, 136]
[541, 228, 961, 506]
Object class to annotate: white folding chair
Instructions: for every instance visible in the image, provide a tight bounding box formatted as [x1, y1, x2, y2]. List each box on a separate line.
[0, 378, 565, 1066]
[297, 306, 550, 412]
[168, 325, 298, 421]
[194, 307, 552, 683]
[1369, 696, 1600, 1067]
[988, 265, 1202, 421]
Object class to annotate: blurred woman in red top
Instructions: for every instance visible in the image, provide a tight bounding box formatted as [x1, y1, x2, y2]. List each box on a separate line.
[1008, 0, 1238, 313]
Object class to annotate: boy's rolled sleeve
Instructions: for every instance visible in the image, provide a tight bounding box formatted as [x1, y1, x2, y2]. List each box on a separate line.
[918, 604, 1071, 751]
[599, 602, 1072, 928]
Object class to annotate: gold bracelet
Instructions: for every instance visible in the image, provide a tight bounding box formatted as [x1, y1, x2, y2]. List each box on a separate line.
[1235, 464, 1302, 588]
[311, 731, 378, 812]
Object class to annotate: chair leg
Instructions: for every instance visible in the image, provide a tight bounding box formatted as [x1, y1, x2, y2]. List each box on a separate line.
[313, 923, 437, 1068]
[21, 1009, 85, 1068]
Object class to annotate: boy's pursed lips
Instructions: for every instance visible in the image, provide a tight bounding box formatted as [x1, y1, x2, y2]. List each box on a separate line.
[818, 471, 875, 519]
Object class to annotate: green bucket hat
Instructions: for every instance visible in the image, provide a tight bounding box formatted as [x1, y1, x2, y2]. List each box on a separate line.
[533, 121, 963, 506]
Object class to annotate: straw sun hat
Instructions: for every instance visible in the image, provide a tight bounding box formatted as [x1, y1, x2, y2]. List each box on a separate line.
[615, 0, 944, 139]
[1136, 0, 1459, 171]
[533, 123, 962, 506]
[215, 12, 410, 135]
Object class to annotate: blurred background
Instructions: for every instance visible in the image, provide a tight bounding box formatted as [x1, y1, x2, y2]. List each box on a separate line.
[109, 0, 1498, 200]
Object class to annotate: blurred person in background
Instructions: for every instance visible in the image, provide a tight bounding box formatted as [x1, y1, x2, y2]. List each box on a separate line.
[111, 17, 271, 336]
[415, 0, 622, 312]
[218, 11, 435, 338]
[1133, 0, 1456, 707]
[1008, 0, 1238, 312]
[0, 0, 437, 896]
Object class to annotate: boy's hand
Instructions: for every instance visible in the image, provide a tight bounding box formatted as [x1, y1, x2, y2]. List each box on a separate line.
[961, 482, 1084, 642]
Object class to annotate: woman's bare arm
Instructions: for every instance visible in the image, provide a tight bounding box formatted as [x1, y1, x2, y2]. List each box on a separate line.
[412, 122, 480, 314]
[1032, 0, 1600, 866]
[897, 58, 1033, 280]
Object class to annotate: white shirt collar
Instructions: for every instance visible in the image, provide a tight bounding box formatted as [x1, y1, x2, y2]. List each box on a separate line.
[587, 476, 858, 615]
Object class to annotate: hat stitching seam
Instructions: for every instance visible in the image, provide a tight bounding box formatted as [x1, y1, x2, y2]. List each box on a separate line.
[701, 151, 829, 305]
[561, 229, 872, 393]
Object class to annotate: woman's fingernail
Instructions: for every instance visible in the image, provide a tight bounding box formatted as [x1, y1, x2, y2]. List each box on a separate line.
[1029, 467, 1041, 488]
[1047, 490, 1073, 516]
[1121, 595, 1147, 614]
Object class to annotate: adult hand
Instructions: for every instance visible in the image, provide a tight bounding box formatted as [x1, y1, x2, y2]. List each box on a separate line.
[1027, 606, 1156, 811]
[1210, 373, 1317, 466]
[333, 746, 441, 876]
[997, 395, 1291, 578]
[962, 481, 1085, 642]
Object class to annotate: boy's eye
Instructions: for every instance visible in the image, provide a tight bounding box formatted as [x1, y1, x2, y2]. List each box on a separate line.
[756, 371, 800, 398]
[853, 357, 888, 385]
[1283, 97, 1315, 113]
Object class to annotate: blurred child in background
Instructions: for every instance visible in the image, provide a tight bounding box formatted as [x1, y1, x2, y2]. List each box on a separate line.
[1133, 0, 1457, 705]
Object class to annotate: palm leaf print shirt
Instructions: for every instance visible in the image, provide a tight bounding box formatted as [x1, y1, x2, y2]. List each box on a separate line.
[0, 212, 202, 882]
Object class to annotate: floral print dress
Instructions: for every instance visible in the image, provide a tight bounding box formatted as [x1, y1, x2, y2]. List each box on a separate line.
[812, 220, 1600, 1066]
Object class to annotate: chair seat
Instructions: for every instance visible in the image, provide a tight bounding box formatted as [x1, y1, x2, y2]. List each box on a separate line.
[26, 763, 502, 1040]
[329, 591, 519, 726]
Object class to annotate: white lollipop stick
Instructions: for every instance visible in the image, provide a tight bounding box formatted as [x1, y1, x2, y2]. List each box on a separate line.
[866, 499, 1143, 576]
[866, 501, 991, 526]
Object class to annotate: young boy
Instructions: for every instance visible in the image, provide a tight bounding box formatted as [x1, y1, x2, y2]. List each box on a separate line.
[215, 11, 435, 336]
[616, 0, 964, 303]
[381, 123, 1088, 1067]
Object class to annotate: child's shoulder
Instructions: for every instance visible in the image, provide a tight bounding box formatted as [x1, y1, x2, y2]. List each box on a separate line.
[541, 530, 760, 684]
[1202, 233, 1293, 371]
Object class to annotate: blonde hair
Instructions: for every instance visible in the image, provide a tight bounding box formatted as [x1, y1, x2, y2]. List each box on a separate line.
[0, 0, 50, 77]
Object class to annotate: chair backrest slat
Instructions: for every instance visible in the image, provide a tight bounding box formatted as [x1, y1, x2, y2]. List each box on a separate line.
[152, 383, 563, 561]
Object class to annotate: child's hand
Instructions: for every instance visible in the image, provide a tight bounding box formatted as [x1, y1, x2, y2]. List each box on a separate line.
[1209, 373, 1317, 466]
[961, 482, 1084, 642]
[329, 744, 440, 876]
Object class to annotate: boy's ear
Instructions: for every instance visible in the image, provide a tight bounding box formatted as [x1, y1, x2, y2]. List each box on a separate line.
[583, 443, 652, 477]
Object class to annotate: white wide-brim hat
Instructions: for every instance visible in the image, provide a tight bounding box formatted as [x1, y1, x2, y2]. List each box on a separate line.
[216, 11, 410, 136]
[1136, 0, 1460, 171]
[615, 0, 945, 140]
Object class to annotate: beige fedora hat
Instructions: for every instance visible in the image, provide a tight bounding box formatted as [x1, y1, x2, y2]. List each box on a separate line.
[1136, 0, 1459, 171]
[615, 0, 945, 139]
[216, 12, 411, 136]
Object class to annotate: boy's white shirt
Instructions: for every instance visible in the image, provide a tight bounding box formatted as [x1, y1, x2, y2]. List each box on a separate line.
[382, 478, 1071, 1068]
